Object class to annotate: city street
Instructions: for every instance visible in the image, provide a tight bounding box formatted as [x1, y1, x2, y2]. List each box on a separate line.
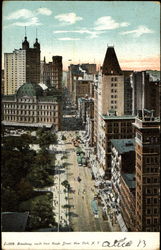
[55, 131, 111, 231]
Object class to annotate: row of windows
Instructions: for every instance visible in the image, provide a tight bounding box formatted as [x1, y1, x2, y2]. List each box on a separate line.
[146, 207, 159, 215]
[111, 83, 117, 87]
[111, 105, 117, 109]
[143, 177, 159, 184]
[111, 77, 118, 81]
[143, 136, 159, 144]
[145, 156, 159, 164]
[111, 95, 117, 98]
[146, 217, 159, 225]
[143, 166, 159, 174]
[111, 100, 117, 104]
[4, 116, 56, 123]
[111, 89, 117, 93]
[3, 104, 57, 110]
[4, 110, 57, 116]
[144, 187, 159, 195]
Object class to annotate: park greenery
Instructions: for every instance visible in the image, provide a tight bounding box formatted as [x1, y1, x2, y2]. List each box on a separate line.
[61, 180, 70, 191]
[1, 128, 58, 230]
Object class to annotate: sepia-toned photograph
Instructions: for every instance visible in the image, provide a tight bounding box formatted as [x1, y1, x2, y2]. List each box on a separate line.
[1, 0, 160, 249]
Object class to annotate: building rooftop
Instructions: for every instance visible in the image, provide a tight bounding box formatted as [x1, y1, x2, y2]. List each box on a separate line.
[102, 114, 135, 120]
[146, 70, 160, 81]
[111, 138, 135, 154]
[102, 46, 122, 75]
[78, 97, 94, 103]
[122, 173, 135, 189]
[2, 95, 15, 101]
[16, 82, 43, 97]
[1, 212, 29, 232]
[2, 121, 53, 128]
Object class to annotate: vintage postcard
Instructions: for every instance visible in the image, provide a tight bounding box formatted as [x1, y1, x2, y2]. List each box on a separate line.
[1, 0, 160, 249]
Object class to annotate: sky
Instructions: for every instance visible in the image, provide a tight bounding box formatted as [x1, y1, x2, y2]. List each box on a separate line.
[2, 1, 160, 71]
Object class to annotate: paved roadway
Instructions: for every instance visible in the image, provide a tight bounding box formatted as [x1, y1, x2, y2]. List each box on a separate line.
[60, 131, 111, 232]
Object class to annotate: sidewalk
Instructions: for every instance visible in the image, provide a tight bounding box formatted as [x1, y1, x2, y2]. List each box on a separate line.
[52, 139, 70, 229]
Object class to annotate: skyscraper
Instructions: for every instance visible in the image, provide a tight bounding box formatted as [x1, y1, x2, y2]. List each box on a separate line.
[4, 36, 40, 95]
[133, 109, 160, 231]
[41, 56, 62, 89]
[94, 46, 125, 177]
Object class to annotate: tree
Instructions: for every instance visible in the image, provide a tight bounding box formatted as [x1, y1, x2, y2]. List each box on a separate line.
[61, 180, 70, 190]
[36, 128, 58, 149]
[20, 194, 56, 229]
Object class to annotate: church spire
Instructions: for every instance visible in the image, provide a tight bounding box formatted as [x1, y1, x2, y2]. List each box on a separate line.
[34, 28, 40, 49]
[22, 27, 29, 49]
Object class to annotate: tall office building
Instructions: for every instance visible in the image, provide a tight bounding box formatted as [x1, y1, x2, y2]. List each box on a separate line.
[133, 109, 160, 231]
[94, 46, 125, 177]
[4, 36, 40, 95]
[131, 71, 160, 117]
[41, 56, 62, 89]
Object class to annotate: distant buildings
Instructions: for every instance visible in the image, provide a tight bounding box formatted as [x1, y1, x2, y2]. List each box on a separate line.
[123, 70, 133, 115]
[4, 36, 40, 95]
[67, 63, 96, 106]
[1, 69, 4, 95]
[40, 56, 62, 90]
[78, 96, 94, 147]
[133, 109, 160, 232]
[131, 70, 160, 117]
[2, 82, 62, 131]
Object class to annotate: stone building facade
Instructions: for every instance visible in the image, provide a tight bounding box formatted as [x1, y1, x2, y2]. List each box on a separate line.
[133, 109, 160, 232]
[41, 56, 62, 90]
[111, 139, 135, 231]
[2, 82, 61, 131]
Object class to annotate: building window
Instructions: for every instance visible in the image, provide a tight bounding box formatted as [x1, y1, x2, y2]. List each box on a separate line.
[146, 198, 151, 204]
[146, 209, 151, 215]
[153, 198, 158, 204]
[154, 208, 158, 214]
[146, 218, 151, 225]
[146, 188, 152, 194]
[153, 188, 158, 194]
[153, 218, 158, 224]
[147, 178, 151, 183]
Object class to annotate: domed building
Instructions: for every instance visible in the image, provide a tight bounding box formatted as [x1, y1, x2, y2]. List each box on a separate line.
[2, 82, 62, 130]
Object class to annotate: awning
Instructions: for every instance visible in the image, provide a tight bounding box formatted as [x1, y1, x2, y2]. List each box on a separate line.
[116, 214, 128, 232]
[92, 165, 99, 178]
[99, 168, 105, 177]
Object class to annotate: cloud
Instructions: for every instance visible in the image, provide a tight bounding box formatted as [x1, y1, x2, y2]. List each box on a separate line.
[58, 37, 80, 41]
[54, 28, 103, 38]
[94, 16, 130, 30]
[11, 17, 42, 27]
[36, 8, 52, 16]
[55, 12, 83, 25]
[120, 25, 154, 37]
[6, 9, 34, 20]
